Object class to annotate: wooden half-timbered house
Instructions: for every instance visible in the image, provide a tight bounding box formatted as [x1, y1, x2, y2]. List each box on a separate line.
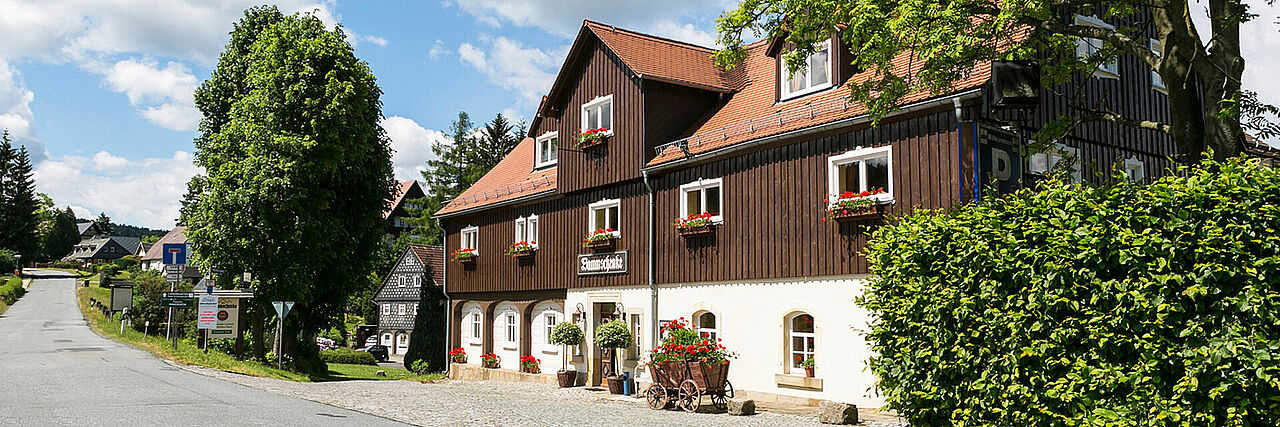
[373, 244, 444, 356]
[436, 18, 1178, 407]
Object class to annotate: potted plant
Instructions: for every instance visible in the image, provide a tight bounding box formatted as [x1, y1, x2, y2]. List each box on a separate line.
[480, 353, 500, 369]
[503, 241, 537, 259]
[581, 229, 617, 249]
[594, 319, 634, 394]
[450, 347, 467, 364]
[822, 189, 888, 223]
[519, 355, 541, 374]
[673, 212, 717, 237]
[575, 127, 610, 149]
[798, 356, 815, 378]
[549, 322, 584, 387]
[450, 248, 477, 264]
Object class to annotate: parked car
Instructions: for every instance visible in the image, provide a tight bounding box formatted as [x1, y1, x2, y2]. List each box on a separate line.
[359, 345, 389, 362]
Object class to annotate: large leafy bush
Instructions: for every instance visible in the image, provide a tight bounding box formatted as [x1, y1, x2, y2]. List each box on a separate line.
[862, 158, 1280, 425]
[319, 348, 377, 365]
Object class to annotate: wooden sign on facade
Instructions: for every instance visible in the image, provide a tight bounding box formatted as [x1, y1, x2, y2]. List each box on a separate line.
[577, 251, 628, 276]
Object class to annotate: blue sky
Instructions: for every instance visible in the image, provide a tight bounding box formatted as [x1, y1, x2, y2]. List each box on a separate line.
[2, 0, 1278, 229]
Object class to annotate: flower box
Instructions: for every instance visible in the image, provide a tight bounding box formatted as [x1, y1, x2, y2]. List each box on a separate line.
[824, 189, 888, 223]
[451, 249, 477, 265]
[576, 128, 610, 149]
[582, 229, 617, 249]
[586, 236, 616, 249]
[830, 204, 886, 223]
[677, 224, 716, 238]
[673, 212, 717, 238]
[504, 241, 537, 260]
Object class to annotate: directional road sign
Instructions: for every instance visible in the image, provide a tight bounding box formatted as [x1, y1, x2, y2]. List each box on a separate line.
[161, 292, 194, 299]
[160, 299, 194, 308]
[211, 267, 226, 274]
[272, 301, 295, 320]
[162, 243, 187, 265]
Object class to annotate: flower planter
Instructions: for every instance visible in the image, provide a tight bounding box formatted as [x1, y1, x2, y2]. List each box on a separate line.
[677, 224, 716, 238]
[830, 204, 886, 223]
[585, 235, 616, 249]
[452, 357, 467, 364]
[511, 249, 535, 260]
[557, 370, 578, 388]
[804, 366, 815, 378]
[521, 366, 541, 374]
[606, 375, 625, 394]
[482, 360, 499, 369]
[455, 255, 477, 265]
[578, 138, 608, 150]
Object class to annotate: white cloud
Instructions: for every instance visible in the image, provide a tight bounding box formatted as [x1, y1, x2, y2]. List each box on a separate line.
[445, 0, 730, 46]
[428, 39, 448, 60]
[0, 59, 35, 140]
[33, 150, 202, 229]
[97, 58, 200, 131]
[363, 35, 389, 47]
[457, 37, 563, 105]
[382, 115, 450, 182]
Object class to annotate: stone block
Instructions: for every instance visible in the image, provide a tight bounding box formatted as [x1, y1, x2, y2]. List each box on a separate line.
[375, 370, 386, 377]
[818, 400, 858, 425]
[727, 398, 756, 415]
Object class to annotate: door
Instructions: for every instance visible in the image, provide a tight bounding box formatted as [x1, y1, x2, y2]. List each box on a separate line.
[590, 302, 618, 386]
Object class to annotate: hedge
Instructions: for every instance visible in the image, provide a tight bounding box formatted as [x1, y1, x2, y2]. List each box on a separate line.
[1, 276, 24, 305]
[862, 157, 1280, 425]
[0, 249, 14, 275]
[319, 348, 377, 365]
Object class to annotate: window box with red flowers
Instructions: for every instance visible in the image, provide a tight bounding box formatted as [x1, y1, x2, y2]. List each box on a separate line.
[673, 212, 719, 238]
[503, 241, 537, 260]
[519, 355, 541, 374]
[582, 228, 617, 249]
[451, 248, 477, 264]
[823, 189, 889, 223]
[450, 347, 468, 364]
[480, 353, 500, 369]
[575, 128, 611, 149]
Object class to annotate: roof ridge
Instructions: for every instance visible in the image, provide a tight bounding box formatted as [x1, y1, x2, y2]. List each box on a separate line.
[584, 19, 719, 53]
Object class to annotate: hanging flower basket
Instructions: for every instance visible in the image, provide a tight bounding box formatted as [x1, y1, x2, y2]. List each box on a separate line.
[823, 189, 888, 223]
[451, 248, 477, 264]
[576, 128, 610, 149]
[582, 229, 617, 249]
[673, 212, 718, 238]
[504, 241, 537, 260]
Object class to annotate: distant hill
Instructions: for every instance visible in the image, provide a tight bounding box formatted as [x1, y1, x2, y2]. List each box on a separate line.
[76, 219, 168, 239]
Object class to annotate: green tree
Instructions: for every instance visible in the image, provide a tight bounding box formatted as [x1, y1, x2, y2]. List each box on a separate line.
[39, 207, 80, 261]
[403, 265, 446, 373]
[182, 6, 394, 372]
[92, 212, 112, 236]
[715, 0, 1279, 164]
[0, 132, 39, 258]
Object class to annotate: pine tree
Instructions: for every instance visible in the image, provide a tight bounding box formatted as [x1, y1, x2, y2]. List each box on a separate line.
[93, 212, 113, 236]
[0, 133, 39, 257]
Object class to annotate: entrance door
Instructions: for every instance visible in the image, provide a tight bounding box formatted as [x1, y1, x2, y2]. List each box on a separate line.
[590, 302, 618, 386]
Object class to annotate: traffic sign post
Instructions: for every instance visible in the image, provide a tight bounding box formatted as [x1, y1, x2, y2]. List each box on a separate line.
[162, 245, 186, 351]
[197, 295, 218, 354]
[272, 301, 295, 369]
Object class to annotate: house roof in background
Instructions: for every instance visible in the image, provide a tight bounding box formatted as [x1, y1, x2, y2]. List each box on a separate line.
[434, 138, 557, 216]
[384, 180, 420, 220]
[407, 244, 445, 286]
[141, 226, 186, 261]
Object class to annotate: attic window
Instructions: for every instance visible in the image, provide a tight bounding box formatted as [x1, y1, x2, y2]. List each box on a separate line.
[536, 132, 558, 168]
[781, 39, 832, 100]
[581, 95, 614, 134]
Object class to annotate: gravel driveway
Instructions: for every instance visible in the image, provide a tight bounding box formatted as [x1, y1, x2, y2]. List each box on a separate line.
[184, 365, 824, 426]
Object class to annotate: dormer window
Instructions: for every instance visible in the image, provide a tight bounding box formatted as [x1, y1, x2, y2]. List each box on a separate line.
[581, 95, 613, 134]
[781, 39, 832, 100]
[536, 132, 558, 168]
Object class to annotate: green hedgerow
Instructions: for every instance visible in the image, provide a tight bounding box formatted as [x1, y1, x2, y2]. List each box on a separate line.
[861, 157, 1280, 426]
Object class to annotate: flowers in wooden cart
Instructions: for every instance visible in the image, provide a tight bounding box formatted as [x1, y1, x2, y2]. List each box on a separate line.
[581, 228, 616, 247]
[503, 241, 537, 256]
[450, 248, 477, 261]
[519, 355, 541, 373]
[450, 347, 467, 363]
[822, 188, 886, 221]
[672, 212, 715, 230]
[647, 317, 735, 365]
[575, 128, 609, 147]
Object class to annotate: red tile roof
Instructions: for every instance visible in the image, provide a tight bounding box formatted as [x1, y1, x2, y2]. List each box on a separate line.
[584, 20, 736, 92]
[435, 138, 557, 216]
[384, 180, 417, 220]
[141, 226, 186, 261]
[408, 244, 445, 286]
[647, 43, 991, 166]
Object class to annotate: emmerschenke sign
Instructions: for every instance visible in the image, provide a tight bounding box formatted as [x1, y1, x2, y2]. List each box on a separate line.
[577, 251, 627, 276]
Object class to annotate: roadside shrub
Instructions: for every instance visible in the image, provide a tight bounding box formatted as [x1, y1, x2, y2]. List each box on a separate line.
[208, 338, 236, 355]
[409, 359, 430, 375]
[114, 255, 140, 272]
[319, 348, 377, 365]
[265, 352, 295, 369]
[0, 276, 24, 305]
[0, 249, 15, 274]
[862, 157, 1280, 425]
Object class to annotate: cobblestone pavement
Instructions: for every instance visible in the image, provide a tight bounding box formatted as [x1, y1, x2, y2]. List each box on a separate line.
[185, 364, 833, 426]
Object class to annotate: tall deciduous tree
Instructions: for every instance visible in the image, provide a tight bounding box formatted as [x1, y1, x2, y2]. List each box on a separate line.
[715, 0, 1278, 164]
[0, 132, 39, 257]
[182, 6, 394, 371]
[40, 207, 79, 261]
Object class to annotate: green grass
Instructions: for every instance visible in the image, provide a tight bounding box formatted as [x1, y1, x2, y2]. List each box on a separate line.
[74, 286, 443, 383]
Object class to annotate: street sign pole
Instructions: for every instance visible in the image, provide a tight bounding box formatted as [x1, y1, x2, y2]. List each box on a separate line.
[271, 301, 294, 369]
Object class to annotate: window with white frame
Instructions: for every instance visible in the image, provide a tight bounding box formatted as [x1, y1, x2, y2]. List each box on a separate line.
[696, 312, 717, 342]
[397, 304, 406, 316]
[504, 312, 517, 344]
[397, 276, 405, 287]
[1075, 15, 1118, 78]
[398, 333, 408, 346]
[470, 309, 482, 340]
[1123, 158, 1146, 182]
[680, 178, 723, 221]
[781, 39, 832, 99]
[1149, 38, 1166, 91]
[382, 304, 390, 316]
[630, 313, 644, 359]
[788, 313, 815, 373]
[515, 215, 539, 245]
[589, 199, 621, 235]
[536, 132, 559, 168]
[460, 226, 478, 252]
[412, 303, 418, 315]
[828, 146, 893, 201]
[581, 95, 613, 134]
[413, 275, 420, 288]
[545, 313, 558, 343]
[1028, 143, 1083, 183]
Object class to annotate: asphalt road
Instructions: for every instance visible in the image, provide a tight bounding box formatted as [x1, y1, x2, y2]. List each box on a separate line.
[0, 269, 404, 426]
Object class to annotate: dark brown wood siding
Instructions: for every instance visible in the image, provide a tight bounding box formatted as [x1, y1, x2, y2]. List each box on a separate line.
[441, 183, 649, 294]
[532, 38, 645, 193]
[650, 107, 961, 284]
[643, 80, 720, 159]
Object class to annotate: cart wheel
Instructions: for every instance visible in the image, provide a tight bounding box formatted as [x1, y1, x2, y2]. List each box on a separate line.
[645, 384, 668, 410]
[678, 380, 701, 413]
[725, 380, 735, 398]
[711, 392, 728, 411]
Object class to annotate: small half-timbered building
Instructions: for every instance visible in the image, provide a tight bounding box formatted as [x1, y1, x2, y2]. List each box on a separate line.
[373, 244, 444, 356]
[436, 18, 1177, 407]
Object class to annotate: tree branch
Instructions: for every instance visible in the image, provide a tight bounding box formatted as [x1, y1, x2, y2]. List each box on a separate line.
[1034, 19, 1161, 69]
[1073, 106, 1173, 134]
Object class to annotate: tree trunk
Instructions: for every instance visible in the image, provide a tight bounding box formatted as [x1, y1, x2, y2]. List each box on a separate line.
[251, 302, 265, 361]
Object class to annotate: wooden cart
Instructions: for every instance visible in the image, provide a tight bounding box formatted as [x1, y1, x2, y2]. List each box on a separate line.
[645, 361, 733, 412]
